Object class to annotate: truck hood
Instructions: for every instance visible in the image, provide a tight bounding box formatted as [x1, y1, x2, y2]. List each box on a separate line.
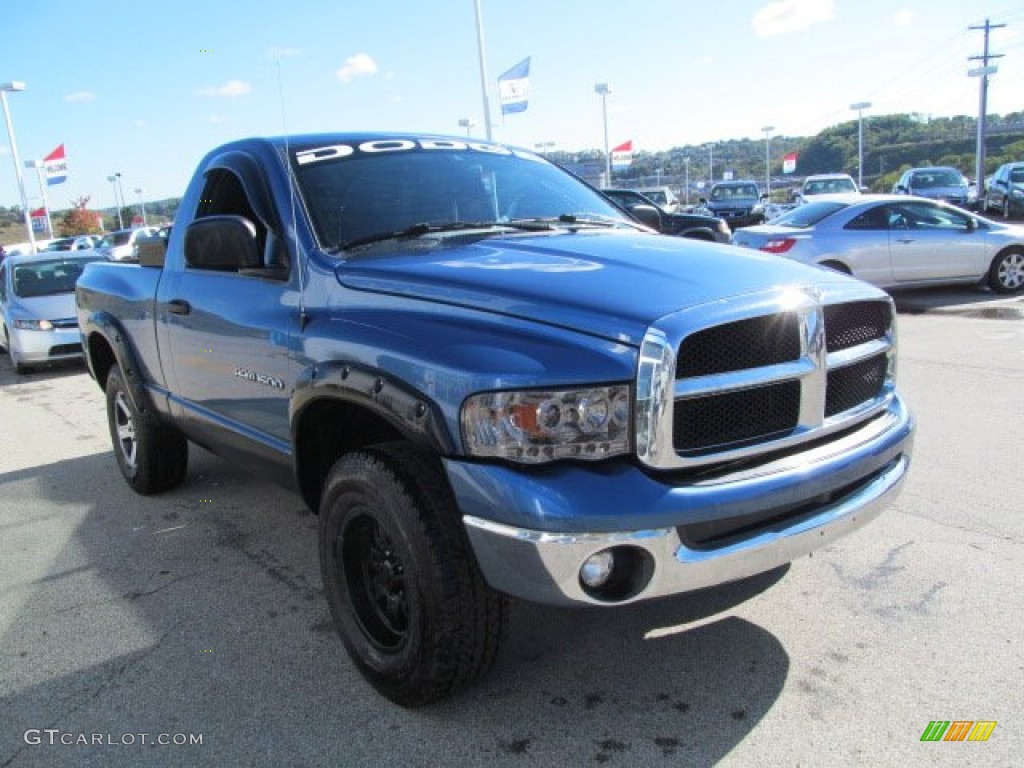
[335, 230, 850, 346]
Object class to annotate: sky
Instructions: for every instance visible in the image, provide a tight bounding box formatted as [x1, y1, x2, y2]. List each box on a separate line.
[1, 0, 1022, 216]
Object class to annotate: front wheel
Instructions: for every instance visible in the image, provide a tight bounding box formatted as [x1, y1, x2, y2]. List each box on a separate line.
[319, 443, 508, 707]
[105, 365, 189, 494]
[988, 249, 1024, 294]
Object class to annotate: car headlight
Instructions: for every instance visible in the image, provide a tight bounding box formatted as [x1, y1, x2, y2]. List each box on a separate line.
[13, 318, 54, 331]
[461, 385, 631, 463]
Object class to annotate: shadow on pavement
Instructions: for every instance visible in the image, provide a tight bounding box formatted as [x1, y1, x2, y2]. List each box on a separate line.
[1, 447, 791, 767]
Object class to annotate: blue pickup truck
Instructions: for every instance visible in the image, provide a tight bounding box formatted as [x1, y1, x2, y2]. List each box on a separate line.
[76, 133, 914, 706]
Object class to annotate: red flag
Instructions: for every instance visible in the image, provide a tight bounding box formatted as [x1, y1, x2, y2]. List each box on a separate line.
[611, 140, 633, 169]
[43, 144, 68, 185]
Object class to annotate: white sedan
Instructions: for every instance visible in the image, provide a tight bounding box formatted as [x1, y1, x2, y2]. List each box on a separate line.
[732, 194, 1024, 294]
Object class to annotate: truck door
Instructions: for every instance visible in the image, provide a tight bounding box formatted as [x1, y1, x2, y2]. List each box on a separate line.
[157, 167, 298, 459]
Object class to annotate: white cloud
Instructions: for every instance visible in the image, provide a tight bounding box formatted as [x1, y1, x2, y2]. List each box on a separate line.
[208, 115, 227, 124]
[694, 55, 716, 66]
[64, 91, 96, 103]
[336, 53, 378, 84]
[267, 46, 302, 59]
[894, 9, 915, 26]
[195, 80, 252, 98]
[752, 0, 834, 37]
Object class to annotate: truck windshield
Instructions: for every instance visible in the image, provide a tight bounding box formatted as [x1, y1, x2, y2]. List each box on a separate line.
[290, 140, 630, 251]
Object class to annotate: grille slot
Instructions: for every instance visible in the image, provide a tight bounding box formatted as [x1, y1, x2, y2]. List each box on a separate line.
[824, 301, 890, 353]
[676, 313, 801, 378]
[673, 381, 800, 454]
[826, 354, 888, 417]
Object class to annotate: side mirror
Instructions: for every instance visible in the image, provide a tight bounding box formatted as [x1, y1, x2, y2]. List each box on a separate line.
[628, 204, 662, 231]
[698, 197, 708, 204]
[184, 215, 263, 271]
[965, 217, 976, 232]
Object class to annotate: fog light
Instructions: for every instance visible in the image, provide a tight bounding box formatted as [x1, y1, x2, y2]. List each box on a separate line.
[580, 550, 615, 588]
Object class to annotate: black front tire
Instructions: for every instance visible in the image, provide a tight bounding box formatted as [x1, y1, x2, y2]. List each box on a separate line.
[319, 443, 508, 707]
[105, 365, 189, 494]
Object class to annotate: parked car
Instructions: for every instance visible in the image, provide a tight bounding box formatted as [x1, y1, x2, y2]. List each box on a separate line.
[41, 235, 102, 252]
[892, 166, 970, 207]
[696, 180, 766, 228]
[731, 194, 1024, 294]
[0, 251, 104, 372]
[97, 227, 159, 261]
[983, 162, 1024, 220]
[634, 186, 681, 213]
[794, 174, 860, 204]
[602, 188, 731, 242]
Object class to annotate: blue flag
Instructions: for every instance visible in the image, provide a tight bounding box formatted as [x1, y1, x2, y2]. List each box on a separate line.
[498, 57, 530, 115]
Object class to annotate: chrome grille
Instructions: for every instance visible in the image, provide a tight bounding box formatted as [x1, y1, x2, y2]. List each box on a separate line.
[636, 288, 897, 470]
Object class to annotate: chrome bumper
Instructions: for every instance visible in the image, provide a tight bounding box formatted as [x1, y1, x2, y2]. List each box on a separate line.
[462, 453, 909, 607]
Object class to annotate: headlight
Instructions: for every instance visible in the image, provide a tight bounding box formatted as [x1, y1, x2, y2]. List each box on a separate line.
[461, 385, 631, 463]
[13, 318, 54, 331]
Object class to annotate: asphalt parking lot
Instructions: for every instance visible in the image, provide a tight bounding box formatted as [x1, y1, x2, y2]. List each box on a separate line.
[1, 288, 1021, 767]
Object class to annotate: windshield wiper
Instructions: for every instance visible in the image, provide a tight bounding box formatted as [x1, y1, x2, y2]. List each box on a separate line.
[340, 220, 531, 251]
[511, 213, 621, 229]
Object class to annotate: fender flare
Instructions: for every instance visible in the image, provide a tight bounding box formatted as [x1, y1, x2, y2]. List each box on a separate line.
[291, 361, 455, 455]
[81, 311, 156, 417]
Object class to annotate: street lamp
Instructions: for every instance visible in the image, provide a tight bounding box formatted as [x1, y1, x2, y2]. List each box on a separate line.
[135, 187, 148, 226]
[762, 125, 775, 196]
[1, 80, 37, 253]
[706, 142, 715, 186]
[457, 117, 475, 137]
[594, 82, 612, 187]
[107, 174, 124, 229]
[850, 101, 872, 189]
[683, 156, 691, 205]
[24, 159, 53, 237]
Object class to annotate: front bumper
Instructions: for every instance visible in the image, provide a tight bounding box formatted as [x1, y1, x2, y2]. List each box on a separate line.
[8, 325, 83, 365]
[449, 395, 912, 606]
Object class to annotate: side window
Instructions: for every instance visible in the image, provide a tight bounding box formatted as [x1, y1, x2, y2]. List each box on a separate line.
[897, 202, 969, 231]
[845, 206, 890, 231]
[189, 169, 270, 272]
[0, 265, 6, 302]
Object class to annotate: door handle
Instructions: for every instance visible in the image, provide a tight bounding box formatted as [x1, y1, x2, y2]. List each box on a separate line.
[167, 299, 192, 315]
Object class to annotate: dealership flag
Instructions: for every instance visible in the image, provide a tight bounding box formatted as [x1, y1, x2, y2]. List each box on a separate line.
[43, 144, 67, 185]
[611, 140, 633, 169]
[498, 57, 530, 115]
[783, 152, 797, 174]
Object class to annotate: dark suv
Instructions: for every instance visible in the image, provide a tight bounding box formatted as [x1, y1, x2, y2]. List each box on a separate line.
[602, 188, 730, 242]
[698, 180, 766, 229]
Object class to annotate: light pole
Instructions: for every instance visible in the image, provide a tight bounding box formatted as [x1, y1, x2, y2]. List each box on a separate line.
[683, 156, 690, 205]
[107, 174, 124, 229]
[1, 80, 37, 253]
[762, 125, 774, 196]
[706, 143, 715, 186]
[24, 159, 53, 237]
[458, 117, 475, 137]
[135, 188, 148, 226]
[850, 101, 871, 189]
[594, 82, 612, 187]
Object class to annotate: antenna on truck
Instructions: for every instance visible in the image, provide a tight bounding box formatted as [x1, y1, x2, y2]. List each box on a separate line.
[276, 56, 308, 331]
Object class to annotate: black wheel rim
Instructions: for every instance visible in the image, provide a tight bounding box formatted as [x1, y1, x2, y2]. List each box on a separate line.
[339, 513, 409, 651]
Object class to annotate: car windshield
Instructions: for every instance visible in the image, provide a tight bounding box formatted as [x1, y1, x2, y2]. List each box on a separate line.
[290, 141, 630, 251]
[642, 190, 667, 204]
[913, 170, 963, 188]
[770, 201, 849, 228]
[12, 258, 101, 298]
[710, 184, 757, 201]
[101, 232, 132, 247]
[804, 178, 856, 195]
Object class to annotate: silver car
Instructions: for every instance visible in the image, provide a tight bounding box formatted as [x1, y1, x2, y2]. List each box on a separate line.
[0, 252, 103, 373]
[731, 194, 1024, 294]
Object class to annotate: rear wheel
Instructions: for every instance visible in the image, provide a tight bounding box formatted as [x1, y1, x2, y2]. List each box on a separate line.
[988, 249, 1024, 294]
[319, 443, 508, 707]
[105, 365, 189, 494]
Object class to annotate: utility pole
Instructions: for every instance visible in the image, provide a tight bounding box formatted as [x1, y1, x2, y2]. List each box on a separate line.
[968, 18, 1005, 204]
